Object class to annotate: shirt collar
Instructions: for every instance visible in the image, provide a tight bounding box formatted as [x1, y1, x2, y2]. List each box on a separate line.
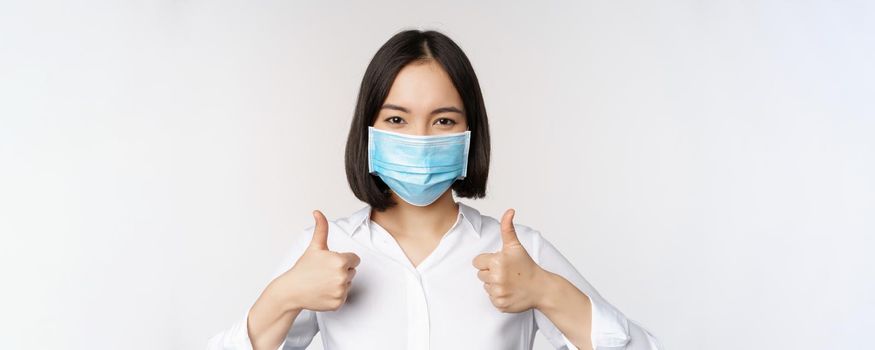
[337, 201, 483, 238]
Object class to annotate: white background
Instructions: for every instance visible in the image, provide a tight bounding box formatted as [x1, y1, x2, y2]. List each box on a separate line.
[1, 1, 873, 349]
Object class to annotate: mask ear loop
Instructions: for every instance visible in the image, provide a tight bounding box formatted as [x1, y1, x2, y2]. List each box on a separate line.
[458, 129, 472, 180]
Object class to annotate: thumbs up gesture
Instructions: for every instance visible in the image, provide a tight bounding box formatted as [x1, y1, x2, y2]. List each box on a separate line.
[472, 209, 549, 313]
[268, 210, 361, 313]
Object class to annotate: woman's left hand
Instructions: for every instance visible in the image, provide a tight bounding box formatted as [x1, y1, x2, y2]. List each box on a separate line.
[472, 208, 552, 313]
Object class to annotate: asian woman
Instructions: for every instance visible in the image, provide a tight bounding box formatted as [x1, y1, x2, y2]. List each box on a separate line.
[208, 29, 660, 350]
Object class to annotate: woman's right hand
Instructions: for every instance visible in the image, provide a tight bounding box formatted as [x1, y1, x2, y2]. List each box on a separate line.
[266, 209, 361, 313]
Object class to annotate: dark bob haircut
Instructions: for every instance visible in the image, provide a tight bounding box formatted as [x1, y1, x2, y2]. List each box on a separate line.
[345, 29, 491, 212]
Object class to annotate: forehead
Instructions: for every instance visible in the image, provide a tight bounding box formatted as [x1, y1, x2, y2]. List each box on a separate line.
[384, 60, 463, 109]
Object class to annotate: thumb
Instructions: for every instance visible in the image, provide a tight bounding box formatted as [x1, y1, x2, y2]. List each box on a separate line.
[308, 210, 329, 250]
[500, 208, 521, 248]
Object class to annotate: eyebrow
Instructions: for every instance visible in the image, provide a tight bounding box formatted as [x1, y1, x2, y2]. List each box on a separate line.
[381, 103, 464, 115]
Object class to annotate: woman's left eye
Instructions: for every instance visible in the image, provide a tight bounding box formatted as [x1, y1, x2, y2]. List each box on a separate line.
[435, 118, 456, 126]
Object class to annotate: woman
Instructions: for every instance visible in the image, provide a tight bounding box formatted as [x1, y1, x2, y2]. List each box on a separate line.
[208, 29, 660, 350]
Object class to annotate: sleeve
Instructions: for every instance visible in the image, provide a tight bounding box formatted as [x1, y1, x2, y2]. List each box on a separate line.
[206, 228, 321, 350]
[530, 229, 661, 350]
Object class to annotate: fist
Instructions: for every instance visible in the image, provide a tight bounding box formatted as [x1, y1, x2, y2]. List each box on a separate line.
[270, 210, 360, 312]
[472, 208, 548, 313]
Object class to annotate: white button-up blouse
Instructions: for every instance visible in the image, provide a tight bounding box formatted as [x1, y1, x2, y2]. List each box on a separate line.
[208, 202, 661, 350]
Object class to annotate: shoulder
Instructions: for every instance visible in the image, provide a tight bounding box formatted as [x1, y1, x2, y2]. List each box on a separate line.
[293, 206, 368, 241]
[477, 208, 543, 237]
[477, 210, 548, 255]
[328, 205, 371, 235]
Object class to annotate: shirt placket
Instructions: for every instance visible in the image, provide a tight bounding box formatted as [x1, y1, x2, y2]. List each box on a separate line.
[368, 222, 433, 350]
[405, 269, 430, 350]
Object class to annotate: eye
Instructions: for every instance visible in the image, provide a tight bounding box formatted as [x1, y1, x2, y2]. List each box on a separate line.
[434, 118, 457, 126]
[385, 116, 406, 124]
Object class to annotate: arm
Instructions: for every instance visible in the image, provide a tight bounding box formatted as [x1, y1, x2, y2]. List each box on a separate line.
[535, 271, 595, 349]
[206, 228, 320, 350]
[207, 301, 317, 350]
[472, 209, 656, 350]
[247, 285, 305, 350]
[532, 230, 660, 350]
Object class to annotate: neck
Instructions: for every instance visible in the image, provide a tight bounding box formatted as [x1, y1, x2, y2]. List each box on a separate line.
[370, 190, 460, 239]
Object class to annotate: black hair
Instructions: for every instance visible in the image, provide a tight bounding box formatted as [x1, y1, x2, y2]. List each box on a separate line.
[345, 29, 491, 211]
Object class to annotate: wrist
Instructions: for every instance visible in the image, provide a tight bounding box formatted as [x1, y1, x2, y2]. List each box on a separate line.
[533, 269, 564, 312]
[264, 280, 304, 314]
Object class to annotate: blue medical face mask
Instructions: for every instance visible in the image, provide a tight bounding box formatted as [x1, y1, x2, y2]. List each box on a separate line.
[368, 126, 472, 207]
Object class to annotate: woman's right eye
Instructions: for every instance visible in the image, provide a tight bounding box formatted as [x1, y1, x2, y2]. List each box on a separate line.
[385, 116, 405, 124]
